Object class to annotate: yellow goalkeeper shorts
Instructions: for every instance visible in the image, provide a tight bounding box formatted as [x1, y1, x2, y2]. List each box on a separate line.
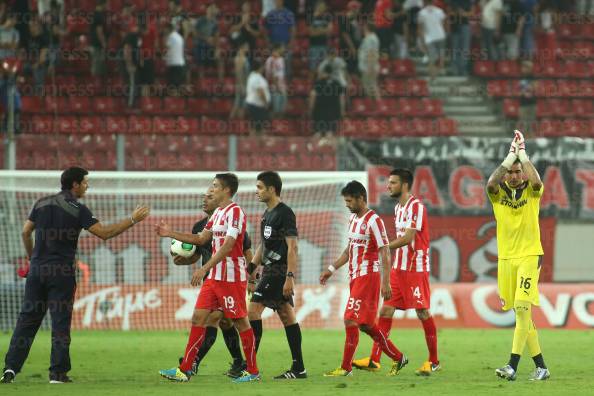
[497, 256, 541, 311]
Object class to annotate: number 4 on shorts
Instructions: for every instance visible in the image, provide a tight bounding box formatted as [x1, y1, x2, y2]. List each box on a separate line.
[412, 286, 421, 298]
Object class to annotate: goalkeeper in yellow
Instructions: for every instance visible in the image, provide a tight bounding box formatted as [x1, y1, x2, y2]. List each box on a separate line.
[486, 130, 550, 381]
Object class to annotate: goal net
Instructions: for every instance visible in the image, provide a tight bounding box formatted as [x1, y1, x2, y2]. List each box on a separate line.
[0, 170, 365, 330]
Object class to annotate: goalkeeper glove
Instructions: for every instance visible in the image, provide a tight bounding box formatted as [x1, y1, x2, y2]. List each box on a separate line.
[514, 129, 529, 163]
[502, 134, 518, 169]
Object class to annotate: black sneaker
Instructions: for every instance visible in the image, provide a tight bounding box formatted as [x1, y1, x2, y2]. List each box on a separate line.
[49, 372, 72, 384]
[225, 360, 247, 378]
[178, 357, 198, 376]
[273, 369, 307, 380]
[1, 369, 15, 383]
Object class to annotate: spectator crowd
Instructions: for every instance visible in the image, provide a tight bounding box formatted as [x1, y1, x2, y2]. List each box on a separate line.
[0, 0, 592, 137]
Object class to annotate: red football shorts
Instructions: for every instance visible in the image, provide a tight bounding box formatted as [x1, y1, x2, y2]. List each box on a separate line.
[384, 268, 431, 310]
[195, 279, 247, 319]
[344, 272, 381, 326]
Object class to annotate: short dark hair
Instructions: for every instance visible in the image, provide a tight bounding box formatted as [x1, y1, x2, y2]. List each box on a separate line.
[215, 173, 239, 196]
[341, 180, 367, 201]
[61, 167, 88, 190]
[257, 171, 282, 195]
[390, 168, 414, 188]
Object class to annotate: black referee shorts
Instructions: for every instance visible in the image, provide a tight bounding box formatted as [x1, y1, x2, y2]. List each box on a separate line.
[251, 274, 294, 311]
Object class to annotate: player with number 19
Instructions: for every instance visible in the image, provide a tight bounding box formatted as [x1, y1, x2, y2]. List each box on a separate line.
[320, 181, 407, 377]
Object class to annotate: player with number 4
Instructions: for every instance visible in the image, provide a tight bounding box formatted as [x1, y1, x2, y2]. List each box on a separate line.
[320, 181, 408, 377]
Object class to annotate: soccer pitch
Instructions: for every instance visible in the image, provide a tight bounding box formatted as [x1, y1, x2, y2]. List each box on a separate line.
[1, 329, 592, 396]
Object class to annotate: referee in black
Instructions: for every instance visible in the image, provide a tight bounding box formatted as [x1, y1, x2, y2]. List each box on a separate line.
[1, 167, 149, 384]
[248, 171, 306, 379]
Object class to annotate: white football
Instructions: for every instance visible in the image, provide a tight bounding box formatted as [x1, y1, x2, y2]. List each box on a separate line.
[170, 239, 196, 258]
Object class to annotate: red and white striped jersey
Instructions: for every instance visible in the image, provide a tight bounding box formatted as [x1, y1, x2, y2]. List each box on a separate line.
[393, 195, 431, 272]
[204, 202, 247, 282]
[346, 209, 389, 280]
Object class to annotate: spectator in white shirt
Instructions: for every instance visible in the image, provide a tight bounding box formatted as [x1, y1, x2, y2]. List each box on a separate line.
[265, 44, 288, 117]
[481, 0, 503, 60]
[358, 23, 380, 100]
[417, 0, 446, 81]
[246, 60, 271, 135]
[164, 22, 185, 95]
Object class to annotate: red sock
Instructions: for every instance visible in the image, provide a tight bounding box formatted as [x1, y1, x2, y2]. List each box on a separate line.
[364, 325, 403, 362]
[239, 328, 259, 375]
[421, 316, 438, 364]
[341, 325, 359, 371]
[179, 326, 206, 372]
[370, 317, 392, 363]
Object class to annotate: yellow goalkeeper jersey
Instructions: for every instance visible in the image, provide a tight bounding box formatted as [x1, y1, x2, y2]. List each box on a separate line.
[487, 181, 544, 259]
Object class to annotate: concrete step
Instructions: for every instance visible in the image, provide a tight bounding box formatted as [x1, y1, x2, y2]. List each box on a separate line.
[430, 76, 471, 86]
[442, 96, 488, 106]
[454, 114, 500, 124]
[458, 124, 506, 135]
[443, 105, 493, 116]
[428, 84, 485, 97]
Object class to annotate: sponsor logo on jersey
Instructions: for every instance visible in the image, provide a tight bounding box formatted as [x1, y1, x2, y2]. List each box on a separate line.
[264, 225, 272, 239]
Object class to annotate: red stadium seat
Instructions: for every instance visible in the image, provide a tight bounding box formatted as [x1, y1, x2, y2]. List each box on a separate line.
[410, 118, 433, 135]
[31, 115, 54, 134]
[407, 79, 429, 96]
[93, 97, 118, 113]
[44, 96, 67, 112]
[473, 60, 496, 77]
[153, 117, 177, 134]
[339, 119, 364, 136]
[209, 98, 232, 115]
[420, 98, 443, 117]
[436, 118, 458, 136]
[176, 116, 200, 134]
[389, 118, 407, 135]
[70, 96, 92, 114]
[503, 99, 519, 118]
[535, 99, 549, 118]
[572, 99, 594, 118]
[54, 116, 78, 134]
[187, 98, 210, 113]
[162, 97, 187, 115]
[397, 98, 415, 116]
[383, 79, 406, 96]
[128, 115, 153, 134]
[392, 59, 415, 76]
[21, 96, 44, 113]
[497, 60, 521, 77]
[351, 98, 375, 116]
[78, 116, 103, 134]
[106, 116, 128, 134]
[140, 97, 162, 114]
[377, 99, 398, 116]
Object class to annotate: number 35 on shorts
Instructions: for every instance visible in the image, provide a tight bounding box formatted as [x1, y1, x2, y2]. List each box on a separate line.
[347, 297, 361, 311]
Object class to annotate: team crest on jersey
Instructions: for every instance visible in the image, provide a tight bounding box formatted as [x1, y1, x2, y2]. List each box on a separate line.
[264, 225, 272, 239]
[360, 223, 367, 230]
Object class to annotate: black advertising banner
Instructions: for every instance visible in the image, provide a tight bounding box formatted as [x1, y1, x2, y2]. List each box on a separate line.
[356, 137, 594, 219]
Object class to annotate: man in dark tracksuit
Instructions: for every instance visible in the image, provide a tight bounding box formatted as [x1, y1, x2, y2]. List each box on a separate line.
[1, 167, 150, 384]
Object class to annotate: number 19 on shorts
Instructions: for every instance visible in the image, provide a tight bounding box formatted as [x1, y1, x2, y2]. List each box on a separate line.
[223, 296, 235, 309]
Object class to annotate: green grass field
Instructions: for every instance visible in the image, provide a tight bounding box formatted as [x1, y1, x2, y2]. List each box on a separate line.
[1, 328, 592, 396]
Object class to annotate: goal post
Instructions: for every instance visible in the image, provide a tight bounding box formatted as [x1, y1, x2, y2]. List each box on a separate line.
[0, 170, 366, 330]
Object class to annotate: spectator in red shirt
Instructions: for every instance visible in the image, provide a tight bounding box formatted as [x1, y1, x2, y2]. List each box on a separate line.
[375, 0, 393, 58]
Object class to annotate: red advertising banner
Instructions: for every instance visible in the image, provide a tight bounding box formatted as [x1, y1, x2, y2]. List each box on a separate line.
[71, 283, 594, 330]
